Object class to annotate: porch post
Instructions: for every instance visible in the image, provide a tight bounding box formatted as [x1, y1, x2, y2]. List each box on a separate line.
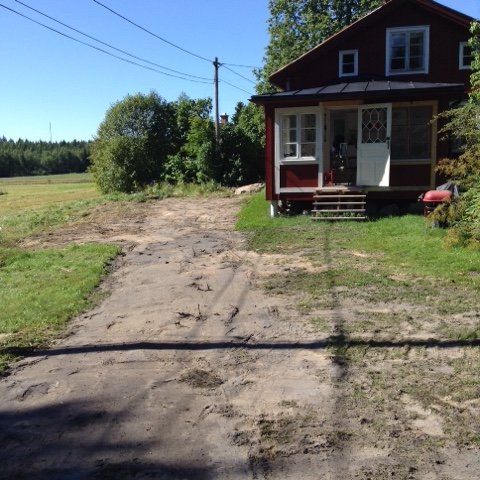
[269, 200, 279, 218]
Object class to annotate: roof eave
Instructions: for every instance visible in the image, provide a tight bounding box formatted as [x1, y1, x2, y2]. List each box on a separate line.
[251, 84, 466, 105]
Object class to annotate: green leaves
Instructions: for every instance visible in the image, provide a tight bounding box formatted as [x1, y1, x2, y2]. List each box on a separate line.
[91, 92, 265, 192]
[433, 21, 480, 247]
[91, 91, 177, 193]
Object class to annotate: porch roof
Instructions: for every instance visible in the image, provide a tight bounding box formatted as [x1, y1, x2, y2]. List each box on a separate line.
[251, 80, 465, 104]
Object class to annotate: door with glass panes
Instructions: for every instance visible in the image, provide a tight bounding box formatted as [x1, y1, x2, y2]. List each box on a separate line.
[357, 104, 392, 186]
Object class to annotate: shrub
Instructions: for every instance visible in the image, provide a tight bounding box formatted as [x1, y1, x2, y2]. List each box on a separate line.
[443, 184, 480, 248]
[90, 92, 176, 193]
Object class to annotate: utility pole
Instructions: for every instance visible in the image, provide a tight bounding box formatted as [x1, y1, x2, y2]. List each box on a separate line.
[213, 57, 220, 143]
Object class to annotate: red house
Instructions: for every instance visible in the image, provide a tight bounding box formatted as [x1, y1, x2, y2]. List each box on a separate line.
[251, 0, 474, 217]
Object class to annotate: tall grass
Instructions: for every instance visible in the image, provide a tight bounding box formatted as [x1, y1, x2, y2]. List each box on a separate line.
[106, 180, 231, 203]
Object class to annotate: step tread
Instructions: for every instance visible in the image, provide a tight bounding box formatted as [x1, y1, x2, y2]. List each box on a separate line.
[313, 201, 366, 205]
[312, 208, 365, 213]
[311, 217, 367, 220]
[313, 195, 367, 199]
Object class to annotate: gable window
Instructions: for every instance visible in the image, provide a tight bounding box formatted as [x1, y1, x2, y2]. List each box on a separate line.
[339, 50, 358, 77]
[279, 110, 317, 160]
[386, 26, 429, 75]
[459, 42, 473, 69]
[391, 106, 432, 160]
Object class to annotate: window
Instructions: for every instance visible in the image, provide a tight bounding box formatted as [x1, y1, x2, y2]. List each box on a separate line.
[386, 26, 429, 75]
[391, 106, 432, 160]
[339, 50, 358, 77]
[280, 112, 317, 160]
[459, 42, 473, 70]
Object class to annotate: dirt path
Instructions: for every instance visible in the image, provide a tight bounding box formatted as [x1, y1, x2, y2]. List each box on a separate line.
[0, 197, 478, 479]
[0, 198, 334, 479]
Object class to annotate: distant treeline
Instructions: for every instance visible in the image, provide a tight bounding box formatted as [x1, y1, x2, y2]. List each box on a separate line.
[0, 137, 91, 177]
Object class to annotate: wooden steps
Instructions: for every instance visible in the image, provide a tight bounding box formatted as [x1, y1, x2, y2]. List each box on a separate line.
[311, 188, 366, 220]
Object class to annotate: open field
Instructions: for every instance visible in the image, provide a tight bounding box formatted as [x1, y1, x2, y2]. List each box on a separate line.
[0, 175, 231, 375]
[0, 172, 100, 212]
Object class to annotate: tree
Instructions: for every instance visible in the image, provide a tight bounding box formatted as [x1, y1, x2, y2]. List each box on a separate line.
[173, 93, 212, 148]
[229, 102, 265, 183]
[0, 137, 91, 177]
[164, 116, 216, 184]
[163, 94, 216, 184]
[256, 0, 382, 93]
[91, 91, 176, 193]
[435, 22, 480, 247]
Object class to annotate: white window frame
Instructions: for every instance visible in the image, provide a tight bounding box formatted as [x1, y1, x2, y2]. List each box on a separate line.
[339, 49, 358, 77]
[274, 106, 323, 194]
[459, 41, 472, 70]
[275, 107, 320, 164]
[386, 25, 430, 76]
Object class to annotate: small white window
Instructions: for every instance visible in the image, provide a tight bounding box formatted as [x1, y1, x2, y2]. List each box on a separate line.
[386, 26, 429, 75]
[339, 50, 358, 77]
[459, 42, 473, 70]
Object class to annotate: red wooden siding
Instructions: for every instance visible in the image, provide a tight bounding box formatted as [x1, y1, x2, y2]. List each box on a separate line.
[390, 164, 431, 186]
[273, 0, 471, 91]
[280, 164, 319, 189]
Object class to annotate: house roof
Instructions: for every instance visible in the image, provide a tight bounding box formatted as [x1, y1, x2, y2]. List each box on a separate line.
[251, 80, 465, 104]
[269, 0, 474, 88]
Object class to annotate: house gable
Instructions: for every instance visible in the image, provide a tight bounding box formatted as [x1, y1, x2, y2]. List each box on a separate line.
[269, 0, 473, 91]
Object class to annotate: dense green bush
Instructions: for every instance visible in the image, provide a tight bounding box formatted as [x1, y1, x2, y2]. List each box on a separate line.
[435, 22, 480, 248]
[163, 101, 265, 188]
[163, 116, 216, 184]
[91, 92, 177, 193]
[441, 184, 480, 248]
[90, 91, 265, 193]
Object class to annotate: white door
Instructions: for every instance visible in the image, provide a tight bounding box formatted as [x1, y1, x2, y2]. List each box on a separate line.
[357, 104, 392, 186]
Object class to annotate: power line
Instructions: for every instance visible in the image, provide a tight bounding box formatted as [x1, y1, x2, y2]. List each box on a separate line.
[92, 0, 211, 63]
[219, 79, 253, 96]
[223, 62, 260, 69]
[14, 0, 211, 81]
[5, 1, 257, 105]
[222, 65, 256, 85]
[92, 0, 261, 72]
[0, 2, 212, 84]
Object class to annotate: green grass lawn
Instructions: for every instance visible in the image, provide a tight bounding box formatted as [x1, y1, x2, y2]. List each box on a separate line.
[237, 191, 480, 333]
[0, 243, 119, 373]
[0, 173, 116, 375]
[237, 191, 480, 450]
[237, 191, 480, 283]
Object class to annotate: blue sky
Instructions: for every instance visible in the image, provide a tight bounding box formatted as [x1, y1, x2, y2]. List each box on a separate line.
[0, 0, 478, 142]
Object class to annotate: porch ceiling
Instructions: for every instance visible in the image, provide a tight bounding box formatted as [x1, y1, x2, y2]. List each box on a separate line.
[251, 80, 465, 104]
